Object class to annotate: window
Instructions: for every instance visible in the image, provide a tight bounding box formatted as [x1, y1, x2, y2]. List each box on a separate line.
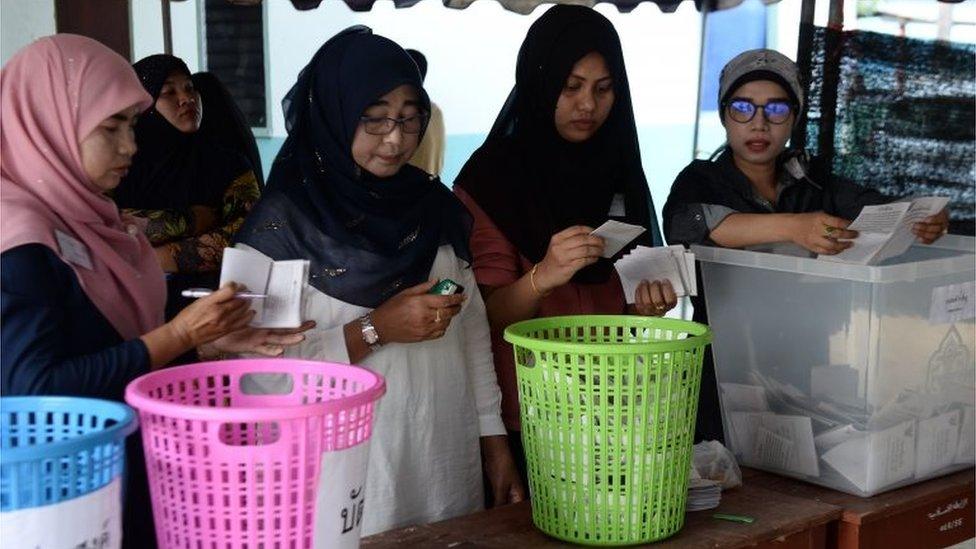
[203, 0, 267, 129]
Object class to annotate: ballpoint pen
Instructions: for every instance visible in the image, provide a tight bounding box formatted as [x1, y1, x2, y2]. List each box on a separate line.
[181, 287, 268, 299]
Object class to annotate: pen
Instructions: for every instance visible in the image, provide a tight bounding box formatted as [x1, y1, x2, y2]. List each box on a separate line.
[181, 288, 268, 299]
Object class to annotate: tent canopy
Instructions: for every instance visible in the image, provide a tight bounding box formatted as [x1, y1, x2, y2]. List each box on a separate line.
[197, 0, 780, 15]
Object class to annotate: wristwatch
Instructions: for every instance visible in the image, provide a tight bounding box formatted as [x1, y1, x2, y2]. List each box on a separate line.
[359, 313, 381, 351]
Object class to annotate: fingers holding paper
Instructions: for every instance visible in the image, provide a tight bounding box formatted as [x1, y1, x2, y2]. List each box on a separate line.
[634, 279, 677, 317]
[912, 208, 949, 244]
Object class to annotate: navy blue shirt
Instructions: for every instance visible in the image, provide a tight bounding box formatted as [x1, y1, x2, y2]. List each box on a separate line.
[1, 244, 150, 400]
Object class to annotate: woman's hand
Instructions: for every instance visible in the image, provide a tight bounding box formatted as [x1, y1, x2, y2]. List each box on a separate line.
[913, 208, 949, 244]
[534, 226, 605, 294]
[169, 283, 254, 348]
[201, 320, 316, 358]
[481, 435, 526, 508]
[789, 212, 857, 255]
[631, 279, 678, 317]
[371, 279, 466, 344]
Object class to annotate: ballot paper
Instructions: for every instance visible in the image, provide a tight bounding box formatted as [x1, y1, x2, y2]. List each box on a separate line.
[820, 196, 949, 265]
[220, 247, 309, 328]
[955, 406, 976, 464]
[915, 410, 961, 477]
[614, 245, 697, 303]
[728, 412, 819, 477]
[590, 220, 646, 258]
[822, 419, 916, 494]
[720, 383, 769, 412]
[814, 424, 863, 453]
[686, 478, 722, 512]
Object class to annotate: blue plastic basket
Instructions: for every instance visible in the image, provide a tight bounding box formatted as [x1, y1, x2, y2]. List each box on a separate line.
[0, 397, 137, 512]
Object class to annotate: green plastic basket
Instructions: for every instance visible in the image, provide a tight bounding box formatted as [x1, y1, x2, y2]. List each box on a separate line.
[504, 315, 712, 546]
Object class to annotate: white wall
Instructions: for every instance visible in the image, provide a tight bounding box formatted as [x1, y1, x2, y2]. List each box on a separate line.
[263, 0, 701, 137]
[130, 0, 201, 69]
[0, 0, 56, 66]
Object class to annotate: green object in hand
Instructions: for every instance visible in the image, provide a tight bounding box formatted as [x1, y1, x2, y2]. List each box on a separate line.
[712, 513, 755, 524]
[428, 279, 464, 295]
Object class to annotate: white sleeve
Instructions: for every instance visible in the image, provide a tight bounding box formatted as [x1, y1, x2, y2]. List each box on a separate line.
[457, 264, 506, 437]
[281, 285, 351, 364]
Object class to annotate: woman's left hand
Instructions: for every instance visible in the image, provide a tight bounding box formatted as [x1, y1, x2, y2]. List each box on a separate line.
[481, 435, 526, 508]
[913, 208, 950, 244]
[632, 279, 677, 317]
[201, 320, 316, 358]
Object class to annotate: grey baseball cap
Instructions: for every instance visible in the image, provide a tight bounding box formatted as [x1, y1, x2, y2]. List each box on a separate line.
[719, 49, 804, 122]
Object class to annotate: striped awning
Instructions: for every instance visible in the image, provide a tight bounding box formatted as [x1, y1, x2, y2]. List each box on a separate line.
[209, 0, 781, 15]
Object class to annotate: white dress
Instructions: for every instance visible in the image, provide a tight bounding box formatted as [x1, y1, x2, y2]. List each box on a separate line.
[240, 244, 505, 536]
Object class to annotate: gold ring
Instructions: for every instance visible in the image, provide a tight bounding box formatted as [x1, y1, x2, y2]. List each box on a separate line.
[823, 225, 836, 237]
[434, 309, 441, 323]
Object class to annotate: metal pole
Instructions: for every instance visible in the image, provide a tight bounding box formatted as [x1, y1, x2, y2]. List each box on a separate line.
[792, 0, 816, 150]
[800, 0, 815, 28]
[161, 0, 173, 55]
[827, 0, 844, 30]
[690, 0, 710, 161]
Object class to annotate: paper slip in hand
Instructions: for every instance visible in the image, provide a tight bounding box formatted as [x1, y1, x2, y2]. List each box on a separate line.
[615, 245, 697, 303]
[820, 196, 949, 265]
[220, 247, 309, 328]
[590, 220, 645, 258]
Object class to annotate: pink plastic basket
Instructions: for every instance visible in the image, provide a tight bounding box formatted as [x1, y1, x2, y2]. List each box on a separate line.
[124, 359, 385, 549]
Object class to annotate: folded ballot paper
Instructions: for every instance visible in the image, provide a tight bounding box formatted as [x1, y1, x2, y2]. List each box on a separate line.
[590, 220, 646, 258]
[614, 245, 697, 303]
[819, 196, 949, 265]
[219, 247, 309, 328]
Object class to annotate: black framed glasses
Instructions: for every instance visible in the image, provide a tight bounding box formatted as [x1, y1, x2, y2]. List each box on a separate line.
[359, 113, 429, 135]
[724, 99, 794, 125]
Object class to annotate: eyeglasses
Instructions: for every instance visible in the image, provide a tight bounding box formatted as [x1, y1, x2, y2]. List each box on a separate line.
[724, 99, 795, 125]
[359, 113, 428, 135]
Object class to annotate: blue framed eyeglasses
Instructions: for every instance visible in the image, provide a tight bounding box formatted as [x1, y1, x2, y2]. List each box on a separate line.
[724, 99, 794, 125]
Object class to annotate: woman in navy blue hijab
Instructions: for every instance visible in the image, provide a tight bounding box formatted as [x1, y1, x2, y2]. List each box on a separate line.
[236, 27, 523, 535]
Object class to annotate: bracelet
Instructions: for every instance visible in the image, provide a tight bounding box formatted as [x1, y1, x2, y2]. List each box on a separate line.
[530, 264, 552, 297]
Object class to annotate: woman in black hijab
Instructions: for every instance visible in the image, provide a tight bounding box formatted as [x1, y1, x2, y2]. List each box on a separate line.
[236, 26, 523, 535]
[192, 71, 265, 188]
[453, 5, 675, 478]
[114, 55, 261, 318]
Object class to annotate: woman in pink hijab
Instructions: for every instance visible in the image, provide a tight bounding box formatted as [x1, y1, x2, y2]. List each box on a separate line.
[0, 34, 312, 548]
[0, 34, 261, 399]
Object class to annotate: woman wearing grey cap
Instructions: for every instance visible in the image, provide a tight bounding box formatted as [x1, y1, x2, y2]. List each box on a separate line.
[662, 48, 950, 441]
[665, 48, 949, 255]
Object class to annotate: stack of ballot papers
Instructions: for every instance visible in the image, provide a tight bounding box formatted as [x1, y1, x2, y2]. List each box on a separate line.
[686, 478, 722, 511]
[719, 369, 975, 495]
[614, 245, 697, 302]
[219, 247, 309, 329]
[819, 196, 949, 265]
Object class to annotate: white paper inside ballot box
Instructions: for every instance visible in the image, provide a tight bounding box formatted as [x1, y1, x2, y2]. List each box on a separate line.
[822, 419, 916, 493]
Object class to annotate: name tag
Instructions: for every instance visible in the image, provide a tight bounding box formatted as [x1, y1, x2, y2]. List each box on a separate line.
[608, 193, 626, 217]
[55, 230, 93, 270]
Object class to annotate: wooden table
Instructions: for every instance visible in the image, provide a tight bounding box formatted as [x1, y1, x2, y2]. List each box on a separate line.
[362, 482, 842, 548]
[743, 468, 976, 549]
